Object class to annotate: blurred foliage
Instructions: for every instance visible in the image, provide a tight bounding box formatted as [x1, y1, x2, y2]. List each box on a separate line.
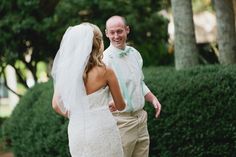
[1, 65, 236, 156]
[1, 81, 70, 157]
[0, 116, 9, 152]
[0, 0, 61, 94]
[144, 64, 236, 157]
[0, 0, 169, 94]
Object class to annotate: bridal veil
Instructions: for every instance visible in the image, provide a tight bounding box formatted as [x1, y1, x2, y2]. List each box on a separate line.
[51, 23, 94, 115]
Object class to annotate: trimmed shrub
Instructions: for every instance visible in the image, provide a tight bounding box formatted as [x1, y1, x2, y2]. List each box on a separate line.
[2, 65, 236, 157]
[144, 65, 236, 157]
[2, 81, 70, 157]
[0, 116, 8, 151]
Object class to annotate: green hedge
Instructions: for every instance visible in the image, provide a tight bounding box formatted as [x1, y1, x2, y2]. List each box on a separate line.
[144, 65, 236, 157]
[0, 116, 8, 151]
[2, 65, 236, 157]
[2, 81, 70, 157]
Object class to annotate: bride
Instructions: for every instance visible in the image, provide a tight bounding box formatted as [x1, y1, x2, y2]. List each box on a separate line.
[51, 22, 125, 157]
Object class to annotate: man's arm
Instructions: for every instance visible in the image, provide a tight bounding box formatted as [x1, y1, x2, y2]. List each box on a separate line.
[145, 91, 161, 118]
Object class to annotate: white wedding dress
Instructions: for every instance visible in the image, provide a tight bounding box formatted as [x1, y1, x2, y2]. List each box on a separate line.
[67, 86, 124, 157]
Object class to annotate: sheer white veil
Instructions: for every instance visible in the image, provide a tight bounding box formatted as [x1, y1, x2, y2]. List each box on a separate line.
[51, 23, 94, 114]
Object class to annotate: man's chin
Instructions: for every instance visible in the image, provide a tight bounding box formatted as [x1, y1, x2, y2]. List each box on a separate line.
[113, 43, 124, 49]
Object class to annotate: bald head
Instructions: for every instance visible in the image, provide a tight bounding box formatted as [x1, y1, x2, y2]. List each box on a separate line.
[106, 16, 127, 29]
[105, 16, 130, 49]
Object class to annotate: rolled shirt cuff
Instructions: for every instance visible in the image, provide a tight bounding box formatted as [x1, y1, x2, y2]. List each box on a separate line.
[143, 83, 150, 96]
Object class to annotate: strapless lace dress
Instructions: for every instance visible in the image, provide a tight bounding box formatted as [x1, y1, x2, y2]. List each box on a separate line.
[67, 86, 124, 157]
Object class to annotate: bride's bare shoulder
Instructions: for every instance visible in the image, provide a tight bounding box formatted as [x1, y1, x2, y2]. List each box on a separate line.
[104, 67, 116, 79]
[91, 65, 105, 76]
[92, 66, 115, 80]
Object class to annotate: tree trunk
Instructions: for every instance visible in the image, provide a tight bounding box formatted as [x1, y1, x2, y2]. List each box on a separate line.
[234, 0, 236, 30]
[214, 0, 236, 64]
[171, 0, 199, 70]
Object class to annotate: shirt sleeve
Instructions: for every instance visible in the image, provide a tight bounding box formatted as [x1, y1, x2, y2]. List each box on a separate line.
[142, 82, 150, 96]
[131, 47, 143, 69]
[102, 50, 113, 68]
[102, 50, 115, 102]
[131, 47, 150, 96]
[102, 51, 109, 65]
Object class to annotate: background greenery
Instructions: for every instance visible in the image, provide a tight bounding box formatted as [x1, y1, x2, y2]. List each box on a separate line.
[1, 0, 235, 156]
[144, 65, 236, 157]
[0, 0, 170, 94]
[1, 65, 236, 157]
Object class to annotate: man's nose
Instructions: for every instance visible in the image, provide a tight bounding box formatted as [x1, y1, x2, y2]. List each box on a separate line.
[114, 32, 119, 38]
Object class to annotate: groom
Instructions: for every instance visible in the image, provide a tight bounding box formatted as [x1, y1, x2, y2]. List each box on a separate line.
[103, 15, 161, 157]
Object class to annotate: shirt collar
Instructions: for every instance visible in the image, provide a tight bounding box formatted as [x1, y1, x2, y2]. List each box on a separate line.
[109, 44, 131, 58]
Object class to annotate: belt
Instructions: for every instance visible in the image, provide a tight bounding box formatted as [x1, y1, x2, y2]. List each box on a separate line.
[112, 109, 143, 116]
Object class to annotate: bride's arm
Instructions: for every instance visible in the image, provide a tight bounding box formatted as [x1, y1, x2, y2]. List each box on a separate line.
[52, 92, 69, 118]
[106, 68, 126, 111]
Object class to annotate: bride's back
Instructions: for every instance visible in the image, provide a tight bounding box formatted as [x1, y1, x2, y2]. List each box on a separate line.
[85, 65, 107, 95]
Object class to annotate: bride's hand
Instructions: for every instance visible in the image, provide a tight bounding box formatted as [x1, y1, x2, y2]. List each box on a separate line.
[108, 101, 117, 112]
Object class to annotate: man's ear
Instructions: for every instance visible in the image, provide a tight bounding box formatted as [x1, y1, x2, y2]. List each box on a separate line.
[126, 26, 130, 34]
[105, 29, 109, 37]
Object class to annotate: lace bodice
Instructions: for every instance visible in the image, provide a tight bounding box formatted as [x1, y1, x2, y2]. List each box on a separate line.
[67, 85, 124, 157]
[87, 86, 110, 110]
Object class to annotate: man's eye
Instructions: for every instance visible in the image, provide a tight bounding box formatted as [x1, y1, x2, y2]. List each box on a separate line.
[117, 30, 123, 34]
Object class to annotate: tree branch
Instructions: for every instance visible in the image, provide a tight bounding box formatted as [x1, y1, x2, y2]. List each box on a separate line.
[0, 66, 22, 97]
[14, 67, 29, 89]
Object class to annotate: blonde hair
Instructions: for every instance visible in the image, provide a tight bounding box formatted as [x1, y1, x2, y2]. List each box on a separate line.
[83, 23, 104, 81]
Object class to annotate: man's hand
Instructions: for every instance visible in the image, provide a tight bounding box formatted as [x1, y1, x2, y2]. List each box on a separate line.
[144, 92, 162, 118]
[153, 99, 161, 118]
[108, 101, 117, 112]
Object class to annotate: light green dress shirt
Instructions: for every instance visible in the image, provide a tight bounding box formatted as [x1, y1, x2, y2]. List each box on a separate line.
[103, 44, 150, 112]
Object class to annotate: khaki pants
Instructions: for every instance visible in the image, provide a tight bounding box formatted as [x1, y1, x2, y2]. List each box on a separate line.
[112, 109, 150, 157]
